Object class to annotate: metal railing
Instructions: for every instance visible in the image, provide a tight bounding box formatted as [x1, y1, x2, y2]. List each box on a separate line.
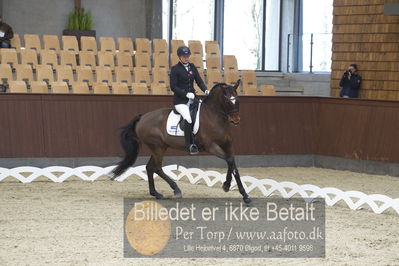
[287, 33, 332, 73]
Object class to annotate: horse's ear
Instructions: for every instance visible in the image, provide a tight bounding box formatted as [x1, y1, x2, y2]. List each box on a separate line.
[233, 79, 241, 91]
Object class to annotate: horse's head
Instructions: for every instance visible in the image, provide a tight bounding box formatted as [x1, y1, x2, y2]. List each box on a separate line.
[223, 80, 241, 125]
[206, 80, 241, 125]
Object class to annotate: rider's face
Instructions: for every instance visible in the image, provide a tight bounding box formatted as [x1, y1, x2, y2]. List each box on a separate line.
[179, 55, 190, 64]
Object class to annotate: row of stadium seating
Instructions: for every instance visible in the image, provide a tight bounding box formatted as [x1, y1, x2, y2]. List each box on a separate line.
[2, 34, 276, 96]
[0, 48, 235, 71]
[0, 62, 275, 95]
[10, 35, 221, 66]
[6, 79, 275, 96]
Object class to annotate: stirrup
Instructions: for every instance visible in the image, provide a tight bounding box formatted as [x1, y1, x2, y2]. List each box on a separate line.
[188, 144, 199, 155]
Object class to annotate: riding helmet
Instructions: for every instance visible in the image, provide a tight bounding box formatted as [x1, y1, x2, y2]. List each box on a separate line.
[177, 46, 191, 57]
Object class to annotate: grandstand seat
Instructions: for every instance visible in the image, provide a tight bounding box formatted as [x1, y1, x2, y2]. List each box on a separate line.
[152, 68, 169, 88]
[151, 83, 168, 95]
[81, 36, 98, 54]
[207, 69, 223, 89]
[206, 55, 221, 70]
[1, 48, 19, 68]
[24, 34, 42, 51]
[115, 66, 133, 85]
[153, 53, 169, 69]
[36, 65, 55, 84]
[170, 39, 185, 66]
[10, 34, 21, 51]
[194, 69, 205, 94]
[190, 54, 204, 70]
[60, 50, 77, 70]
[135, 38, 151, 54]
[205, 41, 220, 56]
[241, 70, 257, 94]
[117, 37, 134, 54]
[132, 82, 149, 95]
[71, 82, 90, 94]
[43, 35, 60, 52]
[21, 49, 39, 69]
[188, 40, 203, 57]
[153, 39, 168, 55]
[243, 86, 260, 96]
[260, 84, 276, 96]
[224, 70, 240, 86]
[95, 66, 113, 85]
[93, 82, 110, 94]
[99, 37, 116, 53]
[56, 65, 74, 85]
[133, 67, 150, 86]
[171, 39, 185, 55]
[40, 50, 58, 67]
[30, 81, 48, 93]
[50, 81, 69, 93]
[8, 81, 27, 93]
[116, 52, 133, 70]
[223, 55, 238, 71]
[79, 51, 96, 70]
[76, 66, 94, 87]
[98, 51, 115, 69]
[0, 64, 13, 85]
[62, 36, 79, 54]
[112, 82, 130, 94]
[135, 53, 151, 69]
[15, 64, 34, 84]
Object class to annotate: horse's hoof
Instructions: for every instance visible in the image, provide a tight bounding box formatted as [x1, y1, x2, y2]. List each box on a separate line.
[151, 192, 164, 199]
[107, 172, 116, 180]
[222, 183, 230, 192]
[174, 191, 182, 198]
[243, 197, 252, 204]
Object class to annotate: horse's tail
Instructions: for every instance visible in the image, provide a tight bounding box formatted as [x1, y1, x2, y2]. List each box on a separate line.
[111, 115, 142, 179]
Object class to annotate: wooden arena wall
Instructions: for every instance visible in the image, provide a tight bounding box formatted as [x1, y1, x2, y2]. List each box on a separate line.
[0, 94, 398, 164]
[331, 0, 399, 100]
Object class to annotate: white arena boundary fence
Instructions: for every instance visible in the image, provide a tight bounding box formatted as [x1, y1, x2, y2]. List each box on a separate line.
[0, 164, 398, 215]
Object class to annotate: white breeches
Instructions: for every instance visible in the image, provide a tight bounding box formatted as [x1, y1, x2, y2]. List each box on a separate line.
[175, 103, 192, 124]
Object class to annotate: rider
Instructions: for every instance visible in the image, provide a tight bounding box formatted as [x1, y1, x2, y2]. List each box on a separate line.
[170, 46, 209, 155]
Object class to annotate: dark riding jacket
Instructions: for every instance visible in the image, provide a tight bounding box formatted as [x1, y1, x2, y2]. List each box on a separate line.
[339, 73, 362, 98]
[0, 22, 13, 45]
[170, 62, 207, 105]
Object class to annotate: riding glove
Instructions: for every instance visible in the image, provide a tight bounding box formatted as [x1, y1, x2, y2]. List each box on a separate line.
[186, 92, 195, 99]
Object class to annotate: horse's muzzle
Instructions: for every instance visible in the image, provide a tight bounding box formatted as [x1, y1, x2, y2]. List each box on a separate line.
[228, 113, 240, 125]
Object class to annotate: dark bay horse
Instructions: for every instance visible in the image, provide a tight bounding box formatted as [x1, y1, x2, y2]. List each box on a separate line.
[111, 80, 251, 203]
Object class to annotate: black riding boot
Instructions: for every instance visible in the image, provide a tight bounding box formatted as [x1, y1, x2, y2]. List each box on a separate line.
[183, 119, 199, 155]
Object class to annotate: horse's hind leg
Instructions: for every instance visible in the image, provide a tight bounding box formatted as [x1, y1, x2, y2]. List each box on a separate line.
[146, 157, 163, 199]
[148, 145, 182, 198]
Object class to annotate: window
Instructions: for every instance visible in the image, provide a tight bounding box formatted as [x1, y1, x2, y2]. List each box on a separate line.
[224, 0, 264, 70]
[163, 0, 282, 71]
[170, 0, 215, 44]
[264, 0, 281, 71]
[162, 0, 170, 41]
[301, 0, 333, 72]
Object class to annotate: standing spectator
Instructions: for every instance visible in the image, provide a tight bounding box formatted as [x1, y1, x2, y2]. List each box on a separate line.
[0, 16, 13, 48]
[339, 64, 362, 98]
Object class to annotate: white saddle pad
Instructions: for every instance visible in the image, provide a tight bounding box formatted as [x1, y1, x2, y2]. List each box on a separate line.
[166, 103, 201, 136]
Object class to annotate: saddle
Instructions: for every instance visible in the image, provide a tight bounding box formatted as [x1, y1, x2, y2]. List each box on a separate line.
[167, 99, 201, 136]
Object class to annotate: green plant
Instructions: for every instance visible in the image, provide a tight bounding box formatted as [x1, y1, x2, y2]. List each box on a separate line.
[67, 8, 93, 30]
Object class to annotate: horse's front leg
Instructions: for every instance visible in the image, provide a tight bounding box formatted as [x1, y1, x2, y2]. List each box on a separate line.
[223, 157, 234, 192]
[224, 156, 251, 203]
[231, 160, 251, 204]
